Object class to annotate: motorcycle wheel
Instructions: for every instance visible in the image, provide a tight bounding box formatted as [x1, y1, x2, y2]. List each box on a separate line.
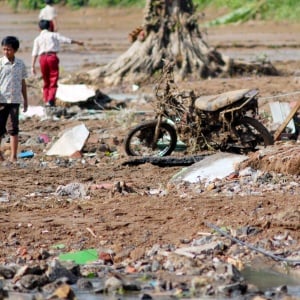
[232, 116, 274, 152]
[124, 120, 177, 156]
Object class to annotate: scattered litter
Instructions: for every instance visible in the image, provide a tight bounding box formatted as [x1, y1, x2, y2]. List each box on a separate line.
[20, 105, 46, 119]
[86, 227, 97, 238]
[148, 188, 168, 196]
[37, 133, 51, 144]
[55, 182, 87, 199]
[132, 84, 139, 92]
[59, 249, 98, 265]
[0, 191, 9, 202]
[18, 150, 34, 159]
[51, 244, 66, 250]
[46, 123, 89, 156]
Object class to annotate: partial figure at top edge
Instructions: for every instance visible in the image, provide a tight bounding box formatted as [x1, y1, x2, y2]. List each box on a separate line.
[38, 0, 58, 32]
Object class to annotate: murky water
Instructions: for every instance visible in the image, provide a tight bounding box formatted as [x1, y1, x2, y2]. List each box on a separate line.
[51, 48, 300, 73]
[7, 268, 300, 300]
[242, 266, 300, 296]
[221, 48, 300, 63]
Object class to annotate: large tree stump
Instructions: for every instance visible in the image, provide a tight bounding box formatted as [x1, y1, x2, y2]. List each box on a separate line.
[87, 0, 277, 86]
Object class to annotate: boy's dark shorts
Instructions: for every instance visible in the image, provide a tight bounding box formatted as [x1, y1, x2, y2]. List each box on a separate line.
[0, 104, 20, 137]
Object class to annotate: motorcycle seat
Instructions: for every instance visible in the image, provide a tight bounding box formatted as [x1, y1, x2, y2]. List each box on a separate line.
[194, 89, 257, 111]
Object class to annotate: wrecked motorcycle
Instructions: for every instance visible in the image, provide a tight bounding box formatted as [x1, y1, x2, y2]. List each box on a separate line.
[124, 64, 273, 157]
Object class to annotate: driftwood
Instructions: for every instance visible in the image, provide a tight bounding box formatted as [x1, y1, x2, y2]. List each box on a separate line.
[86, 0, 277, 86]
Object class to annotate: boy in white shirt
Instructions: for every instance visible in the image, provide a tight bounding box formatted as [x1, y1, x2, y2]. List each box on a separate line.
[39, 0, 58, 32]
[31, 20, 83, 107]
[0, 36, 28, 162]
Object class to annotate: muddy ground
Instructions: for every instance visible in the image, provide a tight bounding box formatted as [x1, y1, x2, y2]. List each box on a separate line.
[0, 4, 299, 274]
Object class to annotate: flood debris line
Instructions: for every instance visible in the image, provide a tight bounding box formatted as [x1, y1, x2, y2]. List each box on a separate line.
[0, 224, 299, 299]
[239, 142, 300, 176]
[206, 223, 300, 264]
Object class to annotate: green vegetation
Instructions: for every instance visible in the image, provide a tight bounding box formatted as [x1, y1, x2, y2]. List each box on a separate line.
[196, 0, 300, 22]
[4, 0, 300, 21]
[5, 0, 146, 9]
[88, 0, 145, 7]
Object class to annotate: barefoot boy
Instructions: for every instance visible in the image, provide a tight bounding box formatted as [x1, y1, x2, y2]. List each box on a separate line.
[0, 36, 28, 162]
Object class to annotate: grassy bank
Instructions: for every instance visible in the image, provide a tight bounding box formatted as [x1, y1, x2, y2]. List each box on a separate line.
[92, 0, 300, 21]
[5, 0, 300, 21]
[197, 0, 300, 21]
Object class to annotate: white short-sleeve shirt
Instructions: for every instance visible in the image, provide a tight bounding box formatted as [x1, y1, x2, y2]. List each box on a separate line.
[0, 56, 27, 104]
[32, 30, 72, 56]
[39, 5, 57, 21]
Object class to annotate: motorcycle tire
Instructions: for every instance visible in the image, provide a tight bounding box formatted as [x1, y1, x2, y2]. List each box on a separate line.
[232, 116, 274, 151]
[124, 120, 177, 156]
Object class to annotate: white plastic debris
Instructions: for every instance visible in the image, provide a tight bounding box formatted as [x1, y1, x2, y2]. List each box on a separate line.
[132, 84, 139, 92]
[56, 83, 96, 103]
[0, 192, 9, 202]
[172, 152, 248, 184]
[20, 105, 46, 119]
[46, 123, 89, 156]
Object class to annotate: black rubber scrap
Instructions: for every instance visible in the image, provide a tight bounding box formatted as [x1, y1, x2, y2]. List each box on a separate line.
[121, 154, 208, 167]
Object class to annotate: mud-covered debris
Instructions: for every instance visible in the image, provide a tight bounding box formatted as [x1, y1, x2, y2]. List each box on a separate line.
[55, 182, 87, 199]
[238, 142, 300, 175]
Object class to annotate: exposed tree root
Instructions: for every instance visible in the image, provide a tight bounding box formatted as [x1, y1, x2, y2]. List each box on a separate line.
[86, 0, 278, 86]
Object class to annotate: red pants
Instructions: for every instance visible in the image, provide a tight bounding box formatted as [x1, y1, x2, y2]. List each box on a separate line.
[49, 20, 55, 32]
[39, 53, 59, 104]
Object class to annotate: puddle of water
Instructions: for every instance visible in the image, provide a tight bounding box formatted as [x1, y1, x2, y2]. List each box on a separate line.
[8, 292, 139, 300]
[7, 269, 300, 300]
[222, 48, 300, 62]
[241, 266, 300, 296]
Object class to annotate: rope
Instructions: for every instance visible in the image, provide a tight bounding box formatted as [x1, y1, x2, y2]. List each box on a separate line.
[259, 90, 300, 101]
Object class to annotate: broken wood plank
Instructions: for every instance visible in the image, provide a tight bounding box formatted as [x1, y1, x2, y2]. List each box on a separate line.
[274, 100, 300, 141]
